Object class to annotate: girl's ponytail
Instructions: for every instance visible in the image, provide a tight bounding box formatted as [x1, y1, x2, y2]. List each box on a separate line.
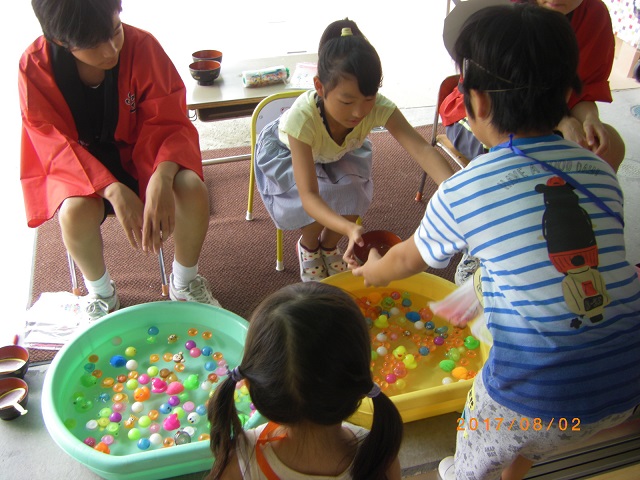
[206, 372, 244, 480]
[351, 389, 403, 480]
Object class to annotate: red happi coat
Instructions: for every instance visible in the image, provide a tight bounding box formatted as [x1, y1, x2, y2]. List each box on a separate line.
[19, 24, 202, 228]
[438, 0, 615, 126]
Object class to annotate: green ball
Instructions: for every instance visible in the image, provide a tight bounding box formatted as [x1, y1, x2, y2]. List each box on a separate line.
[439, 359, 456, 372]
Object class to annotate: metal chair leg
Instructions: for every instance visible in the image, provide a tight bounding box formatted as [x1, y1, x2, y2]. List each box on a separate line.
[67, 252, 82, 296]
[158, 246, 169, 297]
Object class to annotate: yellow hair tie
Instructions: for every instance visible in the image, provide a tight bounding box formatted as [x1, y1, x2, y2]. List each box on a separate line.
[341, 27, 353, 37]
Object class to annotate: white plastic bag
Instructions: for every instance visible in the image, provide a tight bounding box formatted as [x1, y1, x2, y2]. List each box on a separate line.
[429, 273, 493, 346]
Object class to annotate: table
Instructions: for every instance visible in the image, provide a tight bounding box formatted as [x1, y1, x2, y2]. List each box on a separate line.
[183, 52, 316, 165]
[185, 52, 317, 121]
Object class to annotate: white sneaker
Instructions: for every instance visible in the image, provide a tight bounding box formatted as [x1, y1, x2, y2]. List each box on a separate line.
[170, 274, 221, 307]
[320, 245, 348, 276]
[438, 456, 456, 480]
[455, 253, 480, 286]
[85, 281, 120, 321]
[297, 237, 327, 282]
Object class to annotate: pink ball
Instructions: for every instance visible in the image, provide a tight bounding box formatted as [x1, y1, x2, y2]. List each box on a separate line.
[149, 423, 161, 434]
[138, 374, 151, 384]
[189, 347, 201, 358]
[385, 373, 397, 384]
[183, 401, 195, 412]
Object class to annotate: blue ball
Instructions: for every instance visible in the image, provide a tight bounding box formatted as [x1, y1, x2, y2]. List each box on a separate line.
[148, 326, 160, 336]
[419, 346, 430, 356]
[204, 361, 217, 371]
[405, 311, 421, 323]
[201, 346, 213, 357]
[109, 355, 126, 368]
[137, 438, 151, 450]
[159, 403, 172, 414]
[195, 404, 207, 416]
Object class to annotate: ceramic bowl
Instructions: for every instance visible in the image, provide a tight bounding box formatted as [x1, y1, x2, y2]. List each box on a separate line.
[189, 60, 221, 86]
[353, 230, 402, 263]
[191, 49, 223, 64]
[0, 377, 29, 420]
[0, 345, 30, 379]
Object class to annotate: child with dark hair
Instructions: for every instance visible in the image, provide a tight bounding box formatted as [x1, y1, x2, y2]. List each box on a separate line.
[206, 282, 403, 480]
[20, 0, 220, 319]
[351, 4, 640, 479]
[254, 18, 454, 283]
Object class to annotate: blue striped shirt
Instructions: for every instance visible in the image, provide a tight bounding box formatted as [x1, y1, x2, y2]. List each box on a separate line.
[415, 135, 640, 423]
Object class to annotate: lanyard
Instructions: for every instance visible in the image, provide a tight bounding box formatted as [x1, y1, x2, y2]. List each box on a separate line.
[255, 422, 287, 480]
[498, 135, 624, 227]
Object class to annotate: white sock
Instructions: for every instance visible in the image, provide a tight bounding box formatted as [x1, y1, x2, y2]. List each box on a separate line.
[84, 270, 114, 298]
[172, 259, 198, 291]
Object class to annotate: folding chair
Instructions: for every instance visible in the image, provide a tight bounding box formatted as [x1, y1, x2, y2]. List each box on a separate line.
[67, 247, 169, 297]
[415, 74, 470, 202]
[246, 90, 305, 271]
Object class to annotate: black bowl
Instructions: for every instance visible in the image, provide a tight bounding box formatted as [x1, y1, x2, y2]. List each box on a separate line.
[0, 345, 30, 379]
[189, 60, 221, 86]
[192, 49, 223, 64]
[0, 377, 29, 421]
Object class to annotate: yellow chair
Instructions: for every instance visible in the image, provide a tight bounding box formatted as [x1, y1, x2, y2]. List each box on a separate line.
[246, 90, 305, 271]
[415, 74, 470, 202]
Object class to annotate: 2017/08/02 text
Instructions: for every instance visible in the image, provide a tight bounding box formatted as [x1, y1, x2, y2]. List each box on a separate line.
[457, 417, 581, 432]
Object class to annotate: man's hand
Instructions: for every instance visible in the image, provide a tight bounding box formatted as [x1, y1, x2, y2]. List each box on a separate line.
[102, 182, 145, 249]
[143, 166, 178, 254]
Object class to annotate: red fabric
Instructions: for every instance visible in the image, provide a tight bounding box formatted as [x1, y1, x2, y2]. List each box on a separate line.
[19, 24, 203, 228]
[438, 0, 615, 126]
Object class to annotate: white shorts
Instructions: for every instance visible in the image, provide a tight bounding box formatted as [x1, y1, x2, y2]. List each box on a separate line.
[453, 371, 637, 480]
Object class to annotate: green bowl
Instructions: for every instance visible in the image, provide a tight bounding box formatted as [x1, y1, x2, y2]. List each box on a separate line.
[41, 301, 263, 480]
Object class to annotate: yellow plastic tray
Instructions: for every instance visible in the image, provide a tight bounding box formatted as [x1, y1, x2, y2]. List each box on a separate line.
[322, 272, 490, 428]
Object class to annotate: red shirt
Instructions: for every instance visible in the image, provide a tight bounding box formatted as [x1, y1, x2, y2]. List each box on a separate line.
[19, 24, 203, 228]
[438, 0, 615, 126]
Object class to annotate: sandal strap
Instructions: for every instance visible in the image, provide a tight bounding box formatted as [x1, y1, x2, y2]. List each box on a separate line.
[322, 253, 344, 266]
[301, 256, 325, 271]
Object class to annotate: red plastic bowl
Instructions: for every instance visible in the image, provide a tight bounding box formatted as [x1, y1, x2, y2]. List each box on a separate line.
[354, 230, 402, 263]
[191, 49, 223, 64]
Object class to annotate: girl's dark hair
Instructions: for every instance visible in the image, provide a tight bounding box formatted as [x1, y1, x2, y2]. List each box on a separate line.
[317, 18, 383, 96]
[207, 282, 403, 480]
[31, 0, 122, 49]
[455, 3, 582, 134]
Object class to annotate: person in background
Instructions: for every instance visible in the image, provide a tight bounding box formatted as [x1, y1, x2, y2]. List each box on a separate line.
[351, 4, 640, 479]
[254, 18, 454, 283]
[441, 0, 625, 170]
[206, 282, 403, 480]
[20, 0, 220, 320]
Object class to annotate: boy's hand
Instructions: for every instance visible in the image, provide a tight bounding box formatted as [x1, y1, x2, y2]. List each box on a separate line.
[103, 182, 145, 249]
[143, 170, 176, 254]
[582, 116, 609, 157]
[558, 116, 589, 150]
[351, 248, 386, 287]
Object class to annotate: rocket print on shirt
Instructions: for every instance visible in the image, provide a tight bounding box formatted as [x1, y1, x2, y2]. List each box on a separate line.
[535, 176, 610, 327]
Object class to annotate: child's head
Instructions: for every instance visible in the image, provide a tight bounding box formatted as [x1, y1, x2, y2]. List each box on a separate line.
[316, 18, 382, 97]
[454, 3, 581, 135]
[31, 0, 122, 49]
[208, 282, 403, 480]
